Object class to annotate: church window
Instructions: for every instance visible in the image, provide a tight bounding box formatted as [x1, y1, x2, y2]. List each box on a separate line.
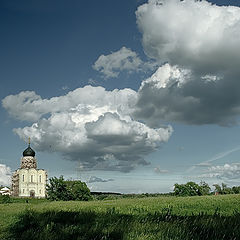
[39, 175, 42, 182]
[23, 189, 25, 193]
[22, 175, 24, 182]
[39, 189, 41, 194]
[31, 175, 33, 182]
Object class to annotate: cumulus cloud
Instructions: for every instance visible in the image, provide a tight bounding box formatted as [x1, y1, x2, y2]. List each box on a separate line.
[0, 164, 11, 186]
[93, 47, 142, 79]
[93, 46, 156, 79]
[133, 0, 240, 126]
[134, 63, 240, 126]
[136, 0, 240, 73]
[88, 176, 114, 183]
[3, 86, 173, 172]
[199, 163, 240, 180]
[2, 86, 137, 122]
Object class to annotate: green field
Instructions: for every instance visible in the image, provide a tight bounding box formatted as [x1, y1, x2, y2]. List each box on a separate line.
[0, 194, 240, 239]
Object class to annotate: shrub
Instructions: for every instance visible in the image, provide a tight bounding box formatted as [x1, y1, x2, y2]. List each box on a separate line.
[0, 195, 12, 204]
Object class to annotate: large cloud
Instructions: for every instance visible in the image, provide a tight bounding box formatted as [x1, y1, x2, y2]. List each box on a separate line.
[2, 86, 137, 122]
[3, 86, 173, 172]
[0, 164, 11, 186]
[134, 64, 240, 126]
[133, 0, 240, 126]
[136, 0, 240, 74]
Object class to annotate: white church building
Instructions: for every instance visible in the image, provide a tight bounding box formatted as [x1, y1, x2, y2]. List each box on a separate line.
[12, 139, 47, 198]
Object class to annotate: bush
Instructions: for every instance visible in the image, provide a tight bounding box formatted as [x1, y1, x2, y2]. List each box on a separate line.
[0, 195, 12, 204]
[232, 186, 240, 194]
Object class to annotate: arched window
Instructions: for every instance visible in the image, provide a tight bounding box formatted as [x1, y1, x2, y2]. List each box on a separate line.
[22, 175, 24, 182]
[39, 175, 42, 183]
[39, 189, 41, 194]
[31, 175, 33, 182]
[23, 189, 25, 193]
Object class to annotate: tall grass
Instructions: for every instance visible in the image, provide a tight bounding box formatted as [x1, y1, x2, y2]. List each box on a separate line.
[6, 208, 240, 240]
[1, 194, 240, 239]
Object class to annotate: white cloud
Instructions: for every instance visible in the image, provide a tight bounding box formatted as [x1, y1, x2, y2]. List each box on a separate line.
[134, 63, 240, 126]
[4, 86, 173, 172]
[134, 64, 200, 126]
[93, 47, 142, 78]
[93, 46, 156, 79]
[2, 86, 137, 122]
[199, 163, 240, 180]
[188, 146, 240, 172]
[133, 1, 240, 126]
[2, 91, 43, 122]
[0, 164, 11, 186]
[136, 0, 240, 73]
[140, 63, 191, 89]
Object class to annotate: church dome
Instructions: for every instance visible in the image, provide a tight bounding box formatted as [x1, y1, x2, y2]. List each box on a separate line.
[23, 145, 35, 157]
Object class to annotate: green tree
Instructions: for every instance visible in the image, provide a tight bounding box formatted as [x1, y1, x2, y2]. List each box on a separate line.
[174, 182, 200, 196]
[199, 181, 211, 195]
[174, 181, 211, 197]
[232, 186, 240, 194]
[213, 184, 222, 194]
[46, 176, 72, 201]
[66, 180, 92, 201]
[221, 183, 233, 194]
[46, 176, 92, 201]
[213, 183, 234, 195]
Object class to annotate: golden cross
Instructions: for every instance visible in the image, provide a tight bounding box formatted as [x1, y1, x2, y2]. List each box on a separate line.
[28, 137, 31, 146]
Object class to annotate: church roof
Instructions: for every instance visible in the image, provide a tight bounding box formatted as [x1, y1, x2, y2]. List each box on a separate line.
[23, 143, 35, 157]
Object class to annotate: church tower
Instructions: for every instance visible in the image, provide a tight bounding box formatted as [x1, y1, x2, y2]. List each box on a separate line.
[12, 139, 47, 198]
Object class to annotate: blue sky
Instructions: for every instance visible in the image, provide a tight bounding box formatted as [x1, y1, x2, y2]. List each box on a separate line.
[1, 0, 240, 193]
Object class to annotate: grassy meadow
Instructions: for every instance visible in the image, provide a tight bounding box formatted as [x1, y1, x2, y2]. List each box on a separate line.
[0, 194, 240, 239]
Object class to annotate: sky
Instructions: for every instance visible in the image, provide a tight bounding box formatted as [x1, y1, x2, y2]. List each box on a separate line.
[1, 0, 240, 193]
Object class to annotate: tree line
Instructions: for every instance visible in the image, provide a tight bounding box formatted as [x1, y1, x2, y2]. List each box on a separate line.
[173, 181, 240, 197]
[1, 177, 239, 203]
[46, 177, 240, 201]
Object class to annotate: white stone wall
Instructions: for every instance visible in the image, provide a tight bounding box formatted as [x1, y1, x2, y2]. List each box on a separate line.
[18, 168, 47, 198]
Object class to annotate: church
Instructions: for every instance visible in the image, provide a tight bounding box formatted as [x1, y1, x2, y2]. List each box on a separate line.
[12, 139, 47, 198]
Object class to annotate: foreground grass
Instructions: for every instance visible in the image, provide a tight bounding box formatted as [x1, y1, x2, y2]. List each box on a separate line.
[0, 194, 239, 239]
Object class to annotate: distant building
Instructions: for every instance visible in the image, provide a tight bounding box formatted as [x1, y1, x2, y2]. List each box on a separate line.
[0, 187, 10, 196]
[12, 139, 47, 198]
